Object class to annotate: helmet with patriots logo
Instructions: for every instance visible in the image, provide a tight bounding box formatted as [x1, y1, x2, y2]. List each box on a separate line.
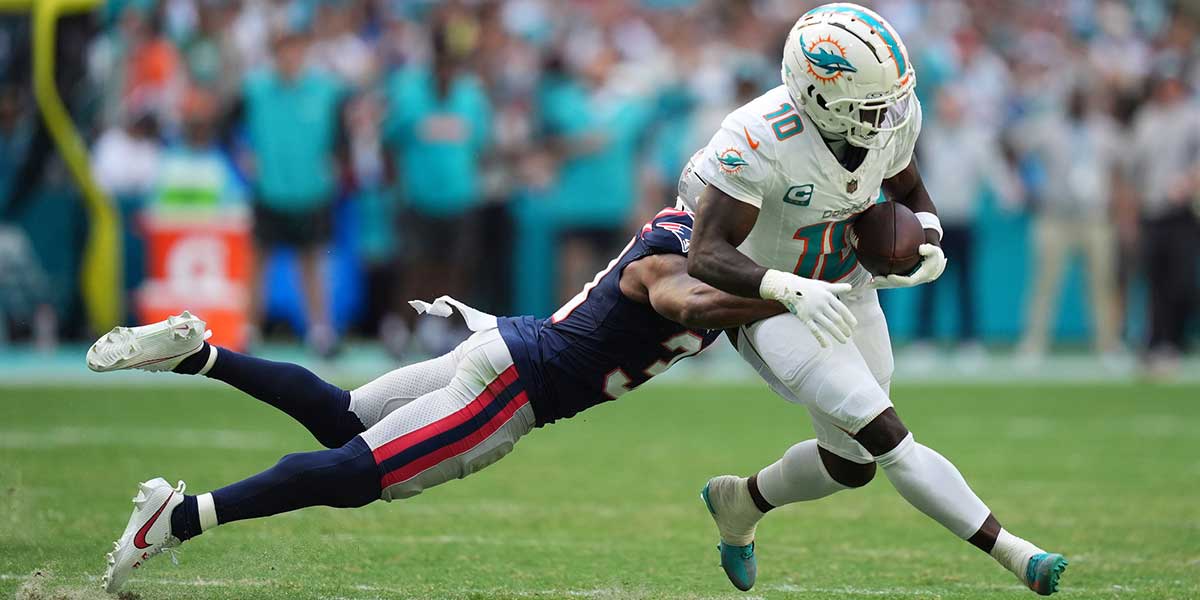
[781, 3, 916, 149]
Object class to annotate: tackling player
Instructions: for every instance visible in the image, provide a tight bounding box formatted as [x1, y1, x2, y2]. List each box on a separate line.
[679, 3, 1067, 595]
[87, 208, 783, 594]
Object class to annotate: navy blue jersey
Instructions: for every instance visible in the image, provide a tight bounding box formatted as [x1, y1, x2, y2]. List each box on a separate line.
[498, 208, 723, 427]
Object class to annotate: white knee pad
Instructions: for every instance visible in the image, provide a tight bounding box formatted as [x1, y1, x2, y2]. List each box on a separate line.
[816, 379, 894, 437]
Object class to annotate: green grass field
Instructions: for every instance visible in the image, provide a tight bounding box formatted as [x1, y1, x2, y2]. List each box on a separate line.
[2, 382, 1198, 599]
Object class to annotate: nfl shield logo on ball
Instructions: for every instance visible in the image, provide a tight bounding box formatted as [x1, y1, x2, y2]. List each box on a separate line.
[846, 177, 859, 193]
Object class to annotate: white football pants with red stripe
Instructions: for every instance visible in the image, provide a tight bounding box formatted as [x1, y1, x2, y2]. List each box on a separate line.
[351, 327, 535, 500]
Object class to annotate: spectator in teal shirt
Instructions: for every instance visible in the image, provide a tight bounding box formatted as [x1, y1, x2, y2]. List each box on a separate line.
[383, 25, 491, 355]
[518, 49, 653, 310]
[239, 29, 346, 357]
[385, 66, 490, 218]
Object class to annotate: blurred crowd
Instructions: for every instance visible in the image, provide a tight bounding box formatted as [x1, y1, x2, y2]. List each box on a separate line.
[0, 0, 1197, 372]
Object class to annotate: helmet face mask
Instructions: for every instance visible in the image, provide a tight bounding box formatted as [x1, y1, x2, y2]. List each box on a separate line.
[825, 84, 917, 148]
[782, 3, 917, 150]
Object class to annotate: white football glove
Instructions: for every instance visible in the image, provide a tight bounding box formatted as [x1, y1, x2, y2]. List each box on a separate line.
[867, 243, 947, 289]
[759, 269, 858, 347]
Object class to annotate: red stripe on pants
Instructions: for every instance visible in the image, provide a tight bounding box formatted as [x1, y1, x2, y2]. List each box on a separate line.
[380, 390, 529, 489]
[370, 365, 520, 473]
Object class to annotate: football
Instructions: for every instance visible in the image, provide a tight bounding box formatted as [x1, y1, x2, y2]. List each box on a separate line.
[849, 201, 925, 276]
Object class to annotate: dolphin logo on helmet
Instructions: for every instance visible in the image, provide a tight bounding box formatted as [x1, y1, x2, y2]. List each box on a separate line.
[781, 3, 917, 149]
[800, 35, 858, 78]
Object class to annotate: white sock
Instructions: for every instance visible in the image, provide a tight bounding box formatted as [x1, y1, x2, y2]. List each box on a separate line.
[197, 345, 219, 376]
[876, 433, 991, 540]
[991, 528, 1044, 577]
[756, 439, 848, 507]
[705, 476, 763, 546]
[197, 492, 219, 531]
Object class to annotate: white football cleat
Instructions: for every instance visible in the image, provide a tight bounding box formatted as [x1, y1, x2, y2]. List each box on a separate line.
[87, 311, 211, 373]
[103, 478, 186, 594]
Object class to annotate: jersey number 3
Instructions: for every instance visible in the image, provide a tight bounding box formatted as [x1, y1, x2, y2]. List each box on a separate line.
[604, 332, 704, 399]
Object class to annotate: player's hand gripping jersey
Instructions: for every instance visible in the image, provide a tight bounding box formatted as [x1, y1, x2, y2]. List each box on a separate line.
[677, 85, 922, 286]
[498, 209, 723, 426]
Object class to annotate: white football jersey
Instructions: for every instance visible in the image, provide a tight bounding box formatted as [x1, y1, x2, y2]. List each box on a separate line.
[679, 85, 922, 285]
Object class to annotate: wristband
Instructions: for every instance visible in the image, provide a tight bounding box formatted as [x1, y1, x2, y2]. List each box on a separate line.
[759, 269, 789, 301]
[915, 211, 943, 241]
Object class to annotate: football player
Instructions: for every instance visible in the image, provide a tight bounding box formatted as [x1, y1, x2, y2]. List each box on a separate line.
[679, 3, 1067, 595]
[87, 208, 784, 594]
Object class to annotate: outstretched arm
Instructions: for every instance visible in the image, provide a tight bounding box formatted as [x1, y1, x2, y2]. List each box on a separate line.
[622, 254, 785, 330]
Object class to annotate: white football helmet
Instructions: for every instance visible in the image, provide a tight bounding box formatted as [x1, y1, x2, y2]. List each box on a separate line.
[781, 3, 916, 149]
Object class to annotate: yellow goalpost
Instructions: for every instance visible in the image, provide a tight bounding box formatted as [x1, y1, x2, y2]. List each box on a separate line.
[0, 0, 122, 334]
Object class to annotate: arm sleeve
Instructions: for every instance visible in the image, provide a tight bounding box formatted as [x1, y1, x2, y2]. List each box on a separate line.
[693, 123, 771, 208]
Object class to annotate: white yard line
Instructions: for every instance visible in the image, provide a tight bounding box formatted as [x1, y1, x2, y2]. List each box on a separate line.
[767, 582, 1141, 595]
[1, 572, 1141, 597]
[4, 573, 763, 599]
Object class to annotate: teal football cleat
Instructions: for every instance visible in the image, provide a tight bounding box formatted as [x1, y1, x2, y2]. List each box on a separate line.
[1023, 552, 1068, 596]
[715, 540, 756, 592]
[701, 477, 761, 591]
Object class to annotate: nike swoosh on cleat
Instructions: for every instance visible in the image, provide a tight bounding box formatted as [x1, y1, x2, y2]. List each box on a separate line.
[126, 344, 203, 369]
[133, 491, 174, 549]
[743, 127, 760, 150]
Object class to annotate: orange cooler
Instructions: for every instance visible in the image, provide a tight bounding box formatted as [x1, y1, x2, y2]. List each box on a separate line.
[137, 209, 253, 351]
